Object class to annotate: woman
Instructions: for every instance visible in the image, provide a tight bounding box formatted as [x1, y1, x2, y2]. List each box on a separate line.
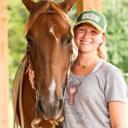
[63, 10, 127, 128]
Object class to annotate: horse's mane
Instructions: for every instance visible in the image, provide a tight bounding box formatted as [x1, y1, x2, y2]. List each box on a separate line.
[13, 55, 28, 128]
[25, 1, 71, 33]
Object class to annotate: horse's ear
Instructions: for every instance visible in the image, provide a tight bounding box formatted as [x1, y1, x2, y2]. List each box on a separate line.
[60, 0, 77, 12]
[22, 0, 35, 11]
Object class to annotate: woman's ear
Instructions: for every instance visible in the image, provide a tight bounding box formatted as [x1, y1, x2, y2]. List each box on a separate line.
[100, 33, 106, 45]
[102, 33, 106, 43]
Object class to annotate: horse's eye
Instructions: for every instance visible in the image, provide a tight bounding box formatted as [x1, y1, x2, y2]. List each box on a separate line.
[64, 33, 72, 45]
[26, 37, 33, 46]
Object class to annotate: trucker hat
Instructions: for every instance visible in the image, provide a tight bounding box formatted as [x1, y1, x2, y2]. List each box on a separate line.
[73, 10, 107, 32]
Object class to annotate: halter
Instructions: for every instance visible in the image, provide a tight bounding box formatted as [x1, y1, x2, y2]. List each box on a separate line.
[24, 2, 73, 127]
[26, 42, 73, 128]
[25, 2, 71, 34]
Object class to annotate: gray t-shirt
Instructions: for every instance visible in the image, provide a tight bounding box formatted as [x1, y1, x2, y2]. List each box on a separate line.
[63, 59, 127, 128]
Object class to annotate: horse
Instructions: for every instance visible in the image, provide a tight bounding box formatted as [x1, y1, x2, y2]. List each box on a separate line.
[13, 0, 77, 128]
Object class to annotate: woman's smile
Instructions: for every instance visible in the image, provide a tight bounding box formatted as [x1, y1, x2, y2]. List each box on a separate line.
[81, 40, 92, 45]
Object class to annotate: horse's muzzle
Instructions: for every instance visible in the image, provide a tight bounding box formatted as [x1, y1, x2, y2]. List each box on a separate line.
[37, 99, 64, 120]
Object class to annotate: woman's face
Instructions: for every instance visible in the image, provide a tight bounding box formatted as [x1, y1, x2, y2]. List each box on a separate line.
[74, 23, 106, 54]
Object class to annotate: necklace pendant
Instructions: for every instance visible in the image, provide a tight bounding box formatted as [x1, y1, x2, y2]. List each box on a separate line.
[83, 66, 86, 69]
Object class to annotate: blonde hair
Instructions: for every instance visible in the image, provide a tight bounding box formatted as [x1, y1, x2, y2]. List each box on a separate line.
[97, 42, 108, 60]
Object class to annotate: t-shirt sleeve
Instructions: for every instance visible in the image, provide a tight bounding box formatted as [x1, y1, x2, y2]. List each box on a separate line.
[105, 69, 128, 103]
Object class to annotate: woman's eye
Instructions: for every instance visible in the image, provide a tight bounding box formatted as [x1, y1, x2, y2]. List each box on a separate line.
[91, 30, 98, 35]
[78, 28, 85, 32]
[63, 33, 72, 45]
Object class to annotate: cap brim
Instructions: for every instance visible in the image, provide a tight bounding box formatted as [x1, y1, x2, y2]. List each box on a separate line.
[73, 20, 104, 33]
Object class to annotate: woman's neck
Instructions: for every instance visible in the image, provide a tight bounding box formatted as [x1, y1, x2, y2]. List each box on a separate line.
[76, 52, 100, 68]
[71, 53, 100, 76]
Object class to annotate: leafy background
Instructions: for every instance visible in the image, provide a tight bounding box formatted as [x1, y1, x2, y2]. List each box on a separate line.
[8, 0, 128, 91]
[8, 0, 128, 127]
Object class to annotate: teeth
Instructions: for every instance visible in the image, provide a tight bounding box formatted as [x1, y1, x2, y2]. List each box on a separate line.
[81, 41, 90, 44]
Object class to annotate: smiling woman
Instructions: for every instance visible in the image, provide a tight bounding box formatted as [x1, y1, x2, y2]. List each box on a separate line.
[74, 24, 105, 55]
[63, 10, 128, 128]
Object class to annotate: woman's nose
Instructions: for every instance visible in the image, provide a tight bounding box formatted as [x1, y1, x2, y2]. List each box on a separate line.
[82, 31, 90, 38]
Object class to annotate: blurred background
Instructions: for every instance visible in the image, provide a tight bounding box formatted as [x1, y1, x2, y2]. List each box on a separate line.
[7, 0, 128, 127]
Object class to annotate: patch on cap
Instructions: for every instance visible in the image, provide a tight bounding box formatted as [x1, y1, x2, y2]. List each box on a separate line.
[82, 13, 100, 23]
[74, 10, 107, 32]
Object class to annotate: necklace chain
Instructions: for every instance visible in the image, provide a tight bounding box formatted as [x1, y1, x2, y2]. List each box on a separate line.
[75, 60, 86, 69]
[75, 58, 100, 69]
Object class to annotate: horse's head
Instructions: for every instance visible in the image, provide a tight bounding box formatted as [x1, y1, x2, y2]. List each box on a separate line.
[23, 0, 76, 120]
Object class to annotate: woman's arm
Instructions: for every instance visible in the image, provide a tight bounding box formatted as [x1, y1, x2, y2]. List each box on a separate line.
[108, 101, 127, 128]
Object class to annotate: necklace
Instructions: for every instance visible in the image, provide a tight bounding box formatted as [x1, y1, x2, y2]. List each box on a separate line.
[75, 58, 100, 70]
[75, 60, 86, 69]
[82, 66, 86, 69]
[72, 58, 100, 76]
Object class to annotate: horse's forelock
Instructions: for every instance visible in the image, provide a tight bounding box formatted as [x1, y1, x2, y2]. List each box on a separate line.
[25, 1, 71, 34]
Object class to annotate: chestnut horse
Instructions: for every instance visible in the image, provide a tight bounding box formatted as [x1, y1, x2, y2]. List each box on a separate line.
[13, 0, 77, 128]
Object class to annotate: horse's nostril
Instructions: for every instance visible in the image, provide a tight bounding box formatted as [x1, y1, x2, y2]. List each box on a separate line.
[37, 99, 64, 120]
[58, 99, 63, 110]
[37, 101, 45, 114]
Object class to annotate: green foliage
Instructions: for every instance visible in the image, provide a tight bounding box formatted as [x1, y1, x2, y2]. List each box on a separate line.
[8, 0, 28, 88]
[104, 0, 128, 73]
[103, 0, 128, 83]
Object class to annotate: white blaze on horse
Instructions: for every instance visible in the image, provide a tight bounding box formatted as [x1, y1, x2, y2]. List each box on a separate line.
[13, 0, 77, 128]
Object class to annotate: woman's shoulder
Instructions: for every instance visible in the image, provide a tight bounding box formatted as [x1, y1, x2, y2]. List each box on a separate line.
[97, 60, 127, 89]
[99, 60, 123, 76]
